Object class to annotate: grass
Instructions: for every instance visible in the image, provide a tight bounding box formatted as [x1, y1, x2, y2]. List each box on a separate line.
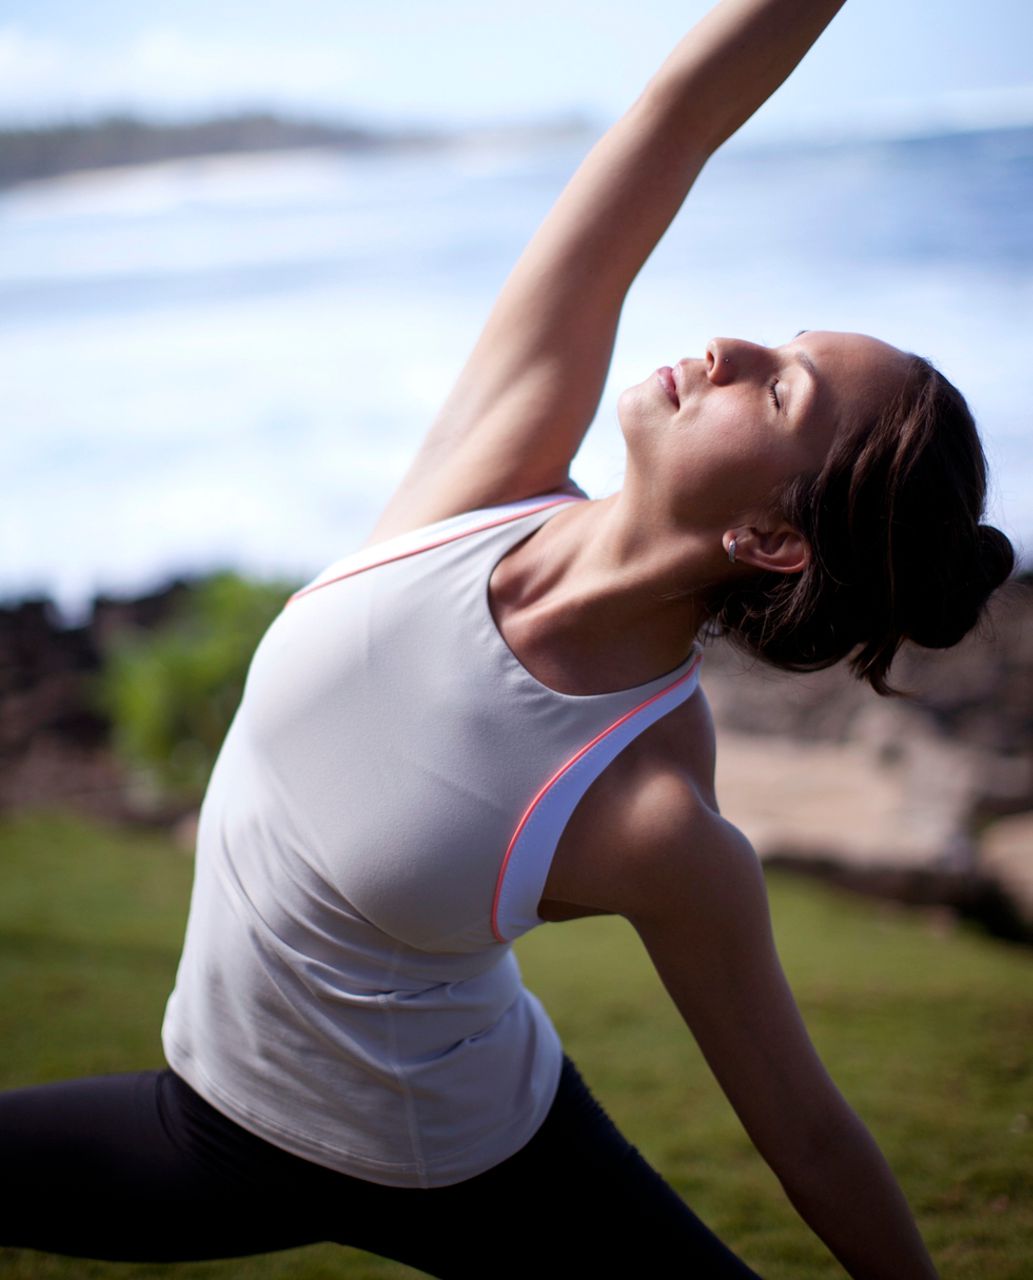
[1, 811, 1030, 1278]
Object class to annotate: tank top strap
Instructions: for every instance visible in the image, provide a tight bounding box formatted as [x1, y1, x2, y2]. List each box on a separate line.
[448, 496, 704, 942]
[289, 492, 581, 605]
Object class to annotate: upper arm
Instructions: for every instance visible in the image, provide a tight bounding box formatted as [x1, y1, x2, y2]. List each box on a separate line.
[369, 1, 850, 542]
[368, 0, 849, 542]
[626, 804, 856, 1175]
[366, 88, 710, 545]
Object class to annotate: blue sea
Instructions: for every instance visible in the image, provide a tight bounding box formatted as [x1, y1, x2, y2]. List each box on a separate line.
[2, 122, 1031, 617]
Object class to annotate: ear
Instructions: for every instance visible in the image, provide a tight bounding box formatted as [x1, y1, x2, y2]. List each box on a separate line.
[725, 524, 811, 576]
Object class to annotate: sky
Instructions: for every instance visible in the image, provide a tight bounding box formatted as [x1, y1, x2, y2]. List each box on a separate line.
[3, 0, 1033, 140]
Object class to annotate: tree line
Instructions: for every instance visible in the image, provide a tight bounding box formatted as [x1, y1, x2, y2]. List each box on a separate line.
[0, 111, 440, 189]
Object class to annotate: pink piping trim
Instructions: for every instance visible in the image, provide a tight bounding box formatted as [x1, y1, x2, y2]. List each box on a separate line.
[490, 652, 703, 943]
[287, 497, 578, 604]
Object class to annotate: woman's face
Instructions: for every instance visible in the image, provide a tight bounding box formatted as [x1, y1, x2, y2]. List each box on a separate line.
[618, 330, 911, 535]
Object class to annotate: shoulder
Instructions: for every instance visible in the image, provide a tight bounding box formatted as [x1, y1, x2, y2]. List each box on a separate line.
[544, 683, 757, 922]
[602, 681, 722, 858]
[364, 473, 587, 548]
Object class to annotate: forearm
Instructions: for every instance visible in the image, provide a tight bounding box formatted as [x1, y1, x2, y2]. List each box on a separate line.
[513, 0, 847, 308]
[779, 1109, 939, 1280]
[647, 0, 848, 154]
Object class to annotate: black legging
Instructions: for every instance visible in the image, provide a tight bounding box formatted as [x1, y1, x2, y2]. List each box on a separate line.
[0, 1056, 762, 1278]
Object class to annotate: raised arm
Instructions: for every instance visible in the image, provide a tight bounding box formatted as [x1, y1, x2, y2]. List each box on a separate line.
[368, 0, 847, 542]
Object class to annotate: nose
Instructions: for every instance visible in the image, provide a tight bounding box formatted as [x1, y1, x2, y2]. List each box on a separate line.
[705, 337, 769, 385]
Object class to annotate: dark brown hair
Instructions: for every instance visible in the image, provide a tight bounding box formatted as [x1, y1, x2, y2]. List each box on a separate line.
[705, 355, 1015, 694]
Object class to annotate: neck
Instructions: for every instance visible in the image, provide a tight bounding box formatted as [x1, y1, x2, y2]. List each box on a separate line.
[490, 493, 727, 692]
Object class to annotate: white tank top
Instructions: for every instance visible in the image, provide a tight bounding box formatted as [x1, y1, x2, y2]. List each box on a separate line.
[162, 493, 702, 1188]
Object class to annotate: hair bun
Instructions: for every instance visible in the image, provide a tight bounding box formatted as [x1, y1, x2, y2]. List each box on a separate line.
[903, 522, 1015, 650]
[977, 523, 1017, 592]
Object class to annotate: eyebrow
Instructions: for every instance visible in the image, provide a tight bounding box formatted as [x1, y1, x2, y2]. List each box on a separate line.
[788, 330, 818, 382]
[786, 338, 819, 422]
[794, 349, 818, 381]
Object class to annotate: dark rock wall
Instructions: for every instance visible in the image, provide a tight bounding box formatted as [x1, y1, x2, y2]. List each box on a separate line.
[0, 582, 190, 818]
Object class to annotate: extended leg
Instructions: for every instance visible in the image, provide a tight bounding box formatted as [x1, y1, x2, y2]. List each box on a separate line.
[0, 1070, 321, 1261]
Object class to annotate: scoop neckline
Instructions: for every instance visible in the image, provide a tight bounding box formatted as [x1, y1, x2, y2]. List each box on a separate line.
[481, 498, 702, 704]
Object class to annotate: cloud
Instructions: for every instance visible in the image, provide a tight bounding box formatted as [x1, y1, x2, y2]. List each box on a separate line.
[4, 5, 1031, 134]
[0, 24, 363, 124]
[0, 27, 71, 117]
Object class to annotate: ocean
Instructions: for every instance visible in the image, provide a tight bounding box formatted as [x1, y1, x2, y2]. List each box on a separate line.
[2, 122, 1031, 617]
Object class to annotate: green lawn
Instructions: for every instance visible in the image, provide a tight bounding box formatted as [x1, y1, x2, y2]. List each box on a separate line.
[0, 812, 1030, 1278]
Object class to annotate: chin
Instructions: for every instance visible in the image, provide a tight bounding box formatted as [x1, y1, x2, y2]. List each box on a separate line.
[616, 382, 649, 439]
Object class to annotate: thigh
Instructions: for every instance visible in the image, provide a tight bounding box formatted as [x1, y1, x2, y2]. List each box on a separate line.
[0, 1071, 321, 1262]
[513, 1058, 763, 1278]
[324, 1058, 764, 1280]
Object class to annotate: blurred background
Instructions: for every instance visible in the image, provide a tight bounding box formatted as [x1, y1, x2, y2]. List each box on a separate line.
[2, 0, 1033, 908]
[1, 9, 1031, 1275]
[2, 0, 1032, 612]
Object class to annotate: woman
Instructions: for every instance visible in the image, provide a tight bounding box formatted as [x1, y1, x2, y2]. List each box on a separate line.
[1, 0, 1013, 1276]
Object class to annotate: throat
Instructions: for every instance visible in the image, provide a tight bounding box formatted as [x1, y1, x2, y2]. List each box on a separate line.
[488, 549, 700, 698]
[490, 603, 638, 696]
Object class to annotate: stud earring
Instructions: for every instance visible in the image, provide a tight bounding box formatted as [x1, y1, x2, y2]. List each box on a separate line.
[727, 538, 737, 564]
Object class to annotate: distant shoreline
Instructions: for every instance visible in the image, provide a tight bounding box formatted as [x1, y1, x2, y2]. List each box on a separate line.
[0, 110, 593, 191]
[2, 107, 1033, 193]
[5, 108, 1033, 193]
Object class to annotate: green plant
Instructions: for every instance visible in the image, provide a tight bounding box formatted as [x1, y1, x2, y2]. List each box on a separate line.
[96, 572, 294, 804]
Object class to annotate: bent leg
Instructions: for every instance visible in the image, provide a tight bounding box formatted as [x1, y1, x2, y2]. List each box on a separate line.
[520, 1057, 764, 1277]
[316, 1057, 764, 1279]
[0, 1071, 321, 1262]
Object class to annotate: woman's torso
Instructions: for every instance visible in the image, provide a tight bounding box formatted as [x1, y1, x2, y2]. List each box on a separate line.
[162, 493, 703, 1188]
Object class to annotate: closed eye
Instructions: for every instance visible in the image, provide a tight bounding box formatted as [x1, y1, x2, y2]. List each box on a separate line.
[768, 379, 781, 410]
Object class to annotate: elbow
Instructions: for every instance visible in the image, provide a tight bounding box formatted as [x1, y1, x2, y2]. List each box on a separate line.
[761, 1094, 863, 1185]
[801, 1103, 865, 1166]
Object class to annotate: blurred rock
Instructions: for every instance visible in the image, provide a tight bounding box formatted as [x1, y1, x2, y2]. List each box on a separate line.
[0, 582, 190, 821]
[705, 578, 1033, 816]
[978, 813, 1033, 932]
[702, 577, 1033, 939]
[714, 723, 980, 870]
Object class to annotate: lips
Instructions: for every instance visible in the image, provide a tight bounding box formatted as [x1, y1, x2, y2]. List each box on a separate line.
[656, 366, 678, 407]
